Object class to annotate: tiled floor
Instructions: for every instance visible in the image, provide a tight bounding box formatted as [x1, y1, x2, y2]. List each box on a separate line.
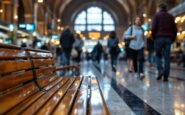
[80, 60, 185, 115]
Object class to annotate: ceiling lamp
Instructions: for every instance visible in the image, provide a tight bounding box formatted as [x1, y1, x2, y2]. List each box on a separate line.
[38, 0, 43, 3]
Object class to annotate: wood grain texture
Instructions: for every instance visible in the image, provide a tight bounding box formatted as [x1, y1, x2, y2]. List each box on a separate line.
[0, 48, 28, 59]
[5, 77, 63, 115]
[0, 75, 55, 114]
[0, 60, 32, 74]
[0, 70, 33, 92]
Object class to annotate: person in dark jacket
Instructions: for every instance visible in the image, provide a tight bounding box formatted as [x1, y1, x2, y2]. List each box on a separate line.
[41, 42, 49, 50]
[108, 31, 120, 72]
[60, 27, 75, 65]
[92, 41, 103, 64]
[152, 3, 177, 82]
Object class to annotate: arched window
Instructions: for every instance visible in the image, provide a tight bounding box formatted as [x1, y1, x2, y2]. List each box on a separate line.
[74, 7, 115, 32]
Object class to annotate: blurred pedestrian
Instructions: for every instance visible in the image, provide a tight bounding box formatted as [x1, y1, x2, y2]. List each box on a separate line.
[108, 31, 120, 72]
[41, 42, 49, 50]
[60, 27, 75, 65]
[92, 41, 103, 64]
[152, 3, 177, 82]
[124, 16, 145, 79]
[73, 34, 84, 63]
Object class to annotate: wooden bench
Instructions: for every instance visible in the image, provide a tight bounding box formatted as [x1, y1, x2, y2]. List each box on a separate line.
[0, 43, 109, 115]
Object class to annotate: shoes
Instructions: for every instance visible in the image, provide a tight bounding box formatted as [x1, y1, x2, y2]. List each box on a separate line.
[128, 70, 133, 73]
[112, 66, 116, 72]
[139, 73, 145, 80]
[163, 76, 169, 82]
[156, 73, 164, 80]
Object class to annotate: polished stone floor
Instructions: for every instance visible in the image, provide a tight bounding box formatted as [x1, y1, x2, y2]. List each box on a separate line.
[80, 60, 185, 115]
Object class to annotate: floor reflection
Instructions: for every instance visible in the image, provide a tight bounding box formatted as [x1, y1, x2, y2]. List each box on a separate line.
[80, 60, 185, 115]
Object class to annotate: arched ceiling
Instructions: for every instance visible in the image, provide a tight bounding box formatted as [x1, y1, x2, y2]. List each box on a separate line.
[46, 0, 158, 27]
[21, 0, 180, 26]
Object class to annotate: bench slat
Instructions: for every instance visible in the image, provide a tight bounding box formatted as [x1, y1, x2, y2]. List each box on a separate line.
[21, 77, 75, 115]
[0, 70, 33, 92]
[88, 76, 109, 115]
[0, 75, 56, 114]
[70, 76, 89, 115]
[0, 60, 32, 75]
[53, 77, 83, 115]
[33, 59, 54, 68]
[35, 66, 56, 78]
[5, 77, 64, 115]
[28, 51, 52, 59]
[35, 77, 78, 115]
[0, 48, 28, 59]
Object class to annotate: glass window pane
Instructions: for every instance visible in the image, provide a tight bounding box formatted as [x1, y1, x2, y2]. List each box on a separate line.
[87, 7, 102, 24]
[75, 11, 86, 24]
[88, 25, 102, 31]
[74, 7, 115, 32]
[75, 25, 86, 31]
[104, 25, 115, 31]
[87, 7, 102, 13]
[103, 11, 114, 24]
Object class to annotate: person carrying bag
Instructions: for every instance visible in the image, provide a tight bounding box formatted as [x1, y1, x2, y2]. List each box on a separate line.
[124, 16, 145, 79]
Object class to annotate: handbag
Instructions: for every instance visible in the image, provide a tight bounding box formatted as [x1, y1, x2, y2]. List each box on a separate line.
[71, 48, 78, 58]
[125, 25, 133, 48]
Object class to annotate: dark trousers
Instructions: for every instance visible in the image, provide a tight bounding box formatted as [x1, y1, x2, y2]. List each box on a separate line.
[110, 53, 118, 68]
[155, 37, 172, 78]
[63, 48, 72, 65]
[131, 48, 144, 74]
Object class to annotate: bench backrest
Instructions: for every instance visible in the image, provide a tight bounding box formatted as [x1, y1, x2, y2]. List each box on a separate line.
[0, 44, 56, 94]
[0, 44, 33, 93]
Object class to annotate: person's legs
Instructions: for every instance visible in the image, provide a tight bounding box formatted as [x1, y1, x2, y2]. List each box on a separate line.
[155, 39, 164, 76]
[64, 48, 72, 65]
[163, 39, 172, 81]
[111, 53, 116, 71]
[131, 49, 138, 73]
[183, 54, 185, 67]
[127, 59, 133, 72]
[138, 48, 144, 74]
[148, 50, 152, 64]
[126, 48, 133, 72]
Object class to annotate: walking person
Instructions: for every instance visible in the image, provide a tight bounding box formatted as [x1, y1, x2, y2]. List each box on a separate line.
[152, 4, 177, 82]
[60, 27, 75, 65]
[92, 41, 103, 64]
[74, 34, 84, 63]
[108, 31, 120, 72]
[124, 16, 145, 79]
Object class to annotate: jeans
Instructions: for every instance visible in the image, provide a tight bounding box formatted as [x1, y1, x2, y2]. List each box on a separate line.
[131, 48, 144, 74]
[110, 53, 118, 68]
[155, 37, 172, 78]
[63, 48, 72, 65]
[148, 50, 155, 64]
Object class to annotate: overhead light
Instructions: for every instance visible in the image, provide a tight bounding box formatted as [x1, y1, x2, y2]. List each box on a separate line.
[148, 19, 151, 22]
[143, 13, 147, 18]
[0, 9, 3, 13]
[38, 0, 43, 3]
[57, 26, 61, 30]
[57, 19, 61, 22]
[14, 15, 18, 20]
